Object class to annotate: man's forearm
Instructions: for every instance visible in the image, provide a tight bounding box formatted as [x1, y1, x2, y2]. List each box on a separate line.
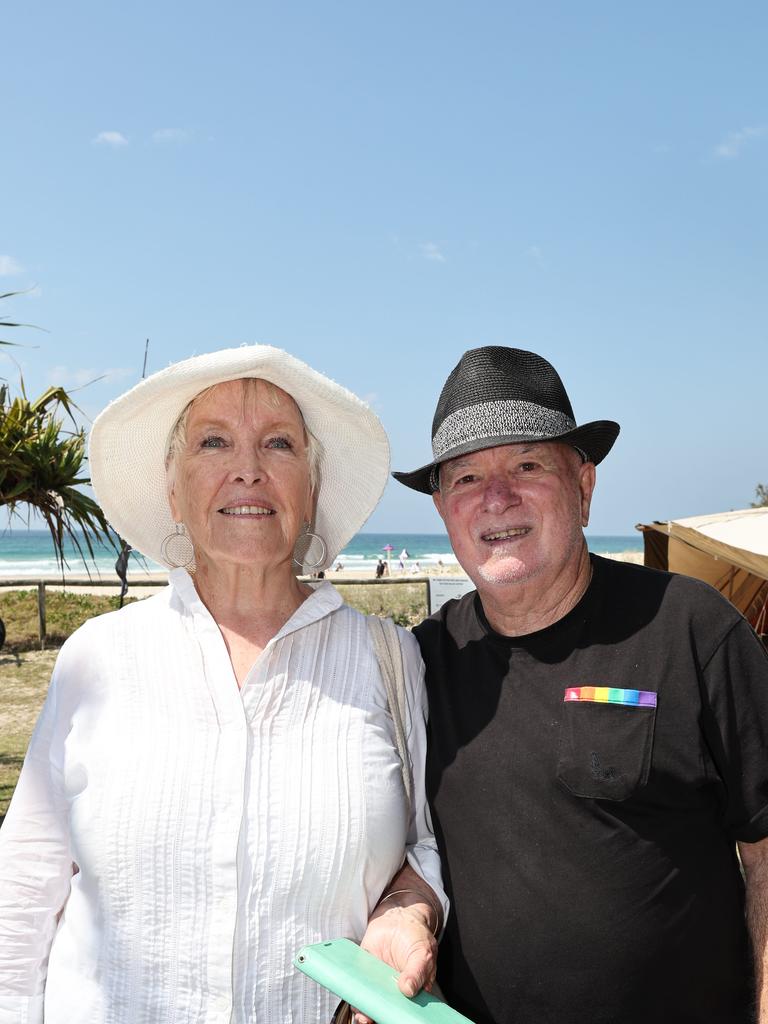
[739, 838, 768, 1022]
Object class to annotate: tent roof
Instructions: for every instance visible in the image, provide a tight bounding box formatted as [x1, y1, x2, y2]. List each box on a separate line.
[637, 507, 768, 582]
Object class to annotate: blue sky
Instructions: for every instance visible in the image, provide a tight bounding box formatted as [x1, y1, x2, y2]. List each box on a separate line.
[2, 0, 766, 535]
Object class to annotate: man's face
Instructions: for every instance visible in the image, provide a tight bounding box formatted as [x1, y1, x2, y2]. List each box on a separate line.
[432, 441, 595, 591]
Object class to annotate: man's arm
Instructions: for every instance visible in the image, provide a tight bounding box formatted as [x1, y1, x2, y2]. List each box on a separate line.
[738, 835, 768, 1022]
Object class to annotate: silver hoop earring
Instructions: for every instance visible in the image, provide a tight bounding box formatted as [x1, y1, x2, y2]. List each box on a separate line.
[293, 528, 327, 572]
[160, 523, 195, 568]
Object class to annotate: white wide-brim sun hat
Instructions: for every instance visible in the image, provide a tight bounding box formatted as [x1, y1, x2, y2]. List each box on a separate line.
[89, 345, 390, 573]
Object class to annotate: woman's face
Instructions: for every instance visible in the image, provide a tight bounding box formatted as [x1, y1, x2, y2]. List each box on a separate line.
[168, 379, 314, 573]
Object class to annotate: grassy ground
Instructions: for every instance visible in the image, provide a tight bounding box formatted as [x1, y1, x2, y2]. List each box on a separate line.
[0, 590, 136, 653]
[0, 581, 429, 817]
[0, 648, 58, 818]
[335, 581, 427, 628]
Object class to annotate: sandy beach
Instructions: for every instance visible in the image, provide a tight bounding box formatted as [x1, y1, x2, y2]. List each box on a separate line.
[0, 550, 644, 597]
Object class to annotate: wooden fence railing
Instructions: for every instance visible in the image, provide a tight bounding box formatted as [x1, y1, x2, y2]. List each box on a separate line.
[0, 576, 433, 650]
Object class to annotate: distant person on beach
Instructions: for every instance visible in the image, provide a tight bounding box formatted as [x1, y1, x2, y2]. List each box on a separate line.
[399, 547, 409, 570]
[394, 345, 768, 1024]
[375, 557, 386, 578]
[0, 345, 445, 1022]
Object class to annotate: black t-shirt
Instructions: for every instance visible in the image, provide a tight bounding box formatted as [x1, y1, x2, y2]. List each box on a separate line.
[414, 555, 768, 1024]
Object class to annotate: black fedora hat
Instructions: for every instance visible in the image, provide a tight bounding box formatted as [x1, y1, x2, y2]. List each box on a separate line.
[393, 346, 620, 493]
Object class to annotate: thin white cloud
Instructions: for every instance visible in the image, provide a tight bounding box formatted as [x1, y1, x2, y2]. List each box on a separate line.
[152, 127, 191, 144]
[0, 255, 24, 276]
[419, 242, 446, 263]
[45, 365, 135, 389]
[714, 125, 767, 160]
[527, 245, 545, 269]
[93, 131, 129, 148]
[360, 391, 383, 412]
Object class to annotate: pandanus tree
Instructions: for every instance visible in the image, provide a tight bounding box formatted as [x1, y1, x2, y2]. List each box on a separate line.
[0, 380, 114, 569]
[0, 290, 115, 573]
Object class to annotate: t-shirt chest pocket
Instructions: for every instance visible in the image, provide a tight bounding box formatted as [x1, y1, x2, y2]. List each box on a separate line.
[556, 690, 657, 802]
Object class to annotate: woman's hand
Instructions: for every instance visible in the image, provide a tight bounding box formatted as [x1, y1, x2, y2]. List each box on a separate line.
[352, 865, 442, 1024]
[362, 902, 437, 988]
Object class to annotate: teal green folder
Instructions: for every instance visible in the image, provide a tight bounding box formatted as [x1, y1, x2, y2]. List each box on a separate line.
[294, 938, 475, 1023]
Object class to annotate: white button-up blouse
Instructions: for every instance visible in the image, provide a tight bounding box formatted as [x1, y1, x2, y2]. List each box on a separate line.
[0, 571, 446, 1023]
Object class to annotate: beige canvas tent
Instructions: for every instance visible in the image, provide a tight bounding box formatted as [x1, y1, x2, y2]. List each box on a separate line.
[637, 507, 768, 636]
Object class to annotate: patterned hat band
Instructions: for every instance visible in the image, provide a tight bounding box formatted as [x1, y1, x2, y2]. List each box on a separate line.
[431, 400, 576, 460]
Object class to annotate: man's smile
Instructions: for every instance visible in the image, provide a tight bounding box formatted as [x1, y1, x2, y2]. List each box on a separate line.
[480, 527, 531, 543]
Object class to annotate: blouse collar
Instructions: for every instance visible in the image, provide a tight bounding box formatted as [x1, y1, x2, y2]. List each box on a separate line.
[168, 569, 344, 647]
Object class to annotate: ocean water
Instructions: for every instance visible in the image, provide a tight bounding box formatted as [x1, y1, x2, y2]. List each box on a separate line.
[0, 529, 643, 578]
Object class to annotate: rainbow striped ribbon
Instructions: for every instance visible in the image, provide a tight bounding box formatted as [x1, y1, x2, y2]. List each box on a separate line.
[564, 686, 657, 707]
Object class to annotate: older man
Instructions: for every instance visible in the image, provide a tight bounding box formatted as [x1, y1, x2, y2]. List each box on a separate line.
[394, 346, 768, 1024]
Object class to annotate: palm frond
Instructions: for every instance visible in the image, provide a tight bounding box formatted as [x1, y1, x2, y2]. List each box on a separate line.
[0, 289, 45, 347]
[1, 378, 117, 571]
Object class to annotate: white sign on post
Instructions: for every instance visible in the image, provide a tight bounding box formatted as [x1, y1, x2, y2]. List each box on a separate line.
[428, 577, 476, 615]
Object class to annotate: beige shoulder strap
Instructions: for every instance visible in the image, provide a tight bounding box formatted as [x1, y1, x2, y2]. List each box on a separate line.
[367, 615, 413, 819]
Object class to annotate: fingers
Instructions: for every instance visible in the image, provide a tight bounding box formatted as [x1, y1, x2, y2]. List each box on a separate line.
[396, 944, 435, 998]
[349, 945, 436, 1024]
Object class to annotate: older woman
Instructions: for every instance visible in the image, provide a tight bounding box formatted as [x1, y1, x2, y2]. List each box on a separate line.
[0, 345, 445, 1023]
